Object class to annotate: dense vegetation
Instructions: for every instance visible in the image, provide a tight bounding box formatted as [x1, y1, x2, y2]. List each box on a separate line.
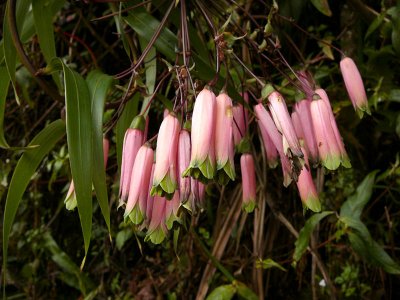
[1, 0, 400, 299]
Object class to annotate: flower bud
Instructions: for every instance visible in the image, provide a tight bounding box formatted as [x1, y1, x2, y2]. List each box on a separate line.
[340, 57, 370, 117]
[151, 114, 180, 198]
[124, 144, 154, 224]
[215, 93, 235, 184]
[268, 91, 303, 158]
[240, 154, 256, 213]
[183, 88, 216, 182]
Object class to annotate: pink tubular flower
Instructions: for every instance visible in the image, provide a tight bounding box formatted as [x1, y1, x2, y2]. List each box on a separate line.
[232, 93, 249, 146]
[297, 70, 315, 100]
[293, 100, 319, 164]
[258, 120, 279, 168]
[145, 163, 155, 227]
[165, 191, 181, 230]
[315, 89, 351, 168]
[184, 88, 216, 182]
[178, 129, 191, 203]
[310, 99, 343, 170]
[296, 148, 321, 212]
[268, 91, 303, 158]
[254, 103, 294, 186]
[240, 154, 256, 213]
[340, 57, 370, 117]
[215, 93, 235, 183]
[124, 144, 154, 224]
[119, 115, 145, 203]
[151, 114, 180, 198]
[146, 195, 168, 244]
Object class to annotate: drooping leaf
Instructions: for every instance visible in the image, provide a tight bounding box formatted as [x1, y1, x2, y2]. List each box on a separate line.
[234, 281, 259, 300]
[206, 284, 236, 300]
[2, 119, 65, 288]
[49, 58, 93, 261]
[340, 171, 378, 219]
[32, 0, 63, 89]
[86, 70, 114, 234]
[310, 0, 332, 17]
[293, 211, 334, 262]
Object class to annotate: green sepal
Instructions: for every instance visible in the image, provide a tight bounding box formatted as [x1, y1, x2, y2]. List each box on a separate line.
[150, 184, 175, 199]
[183, 157, 215, 184]
[243, 200, 256, 213]
[166, 213, 181, 230]
[303, 195, 321, 213]
[322, 153, 341, 170]
[341, 154, 352, 169]
[64, 193, 77, 211]
[198, 156, 216, 180]
[236, 136, 251, 154]
[145, 227, 166, 244]
[129, 114, 146, 131]
[123, 205, 144, 225]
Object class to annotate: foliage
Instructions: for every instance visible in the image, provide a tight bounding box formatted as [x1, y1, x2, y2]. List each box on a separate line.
[1, 0, 400, 299]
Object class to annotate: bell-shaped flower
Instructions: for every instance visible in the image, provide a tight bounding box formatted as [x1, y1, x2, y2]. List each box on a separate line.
[165, 191, 181, 230]
[240, 154, 256, 213]
[215, 93, 235, 184]
[268, 91, 303, 158]
[178, 129, 191, 203]
[119, 115, 145, 203]
[124, 144, 154, 224]
[151, 114, 180, 198]
[340, 57, 370, 117]
[310, 98, 344, 170]
[296, 147, 321, 212]
[183, 88, 216, 182]
[293, 100, 319, 164]
[145, 195, 168, 244]
[254, 103, 296, 186]
[315, 89, 351, 168]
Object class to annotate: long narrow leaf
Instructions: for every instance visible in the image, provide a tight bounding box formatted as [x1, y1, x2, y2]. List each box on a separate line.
[86, 70, 114, 234]
[50, 58, 93, 261]
[2, 119, 65, 289]
[0, 66, 10, 148]
[32, 0, 62, 89]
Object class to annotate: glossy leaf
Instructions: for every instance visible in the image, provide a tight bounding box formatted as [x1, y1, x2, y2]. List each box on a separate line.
[340, 171, 378, 219]
[50, 58, 93, 260]
[2, 119, 65, 287]
[293, 211, 334, 262]
[87, 70, 114, 234]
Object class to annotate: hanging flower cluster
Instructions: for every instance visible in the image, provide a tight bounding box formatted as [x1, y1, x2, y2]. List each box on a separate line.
[111, 53, 368, 244]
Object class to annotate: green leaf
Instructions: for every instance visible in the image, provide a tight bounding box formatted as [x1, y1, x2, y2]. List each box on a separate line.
[340, 171, 378, 219]
[293, 211, 334, 262]
[256, 258, 286, 271]
[234, 281, 259, 300]
[310, 0, 332, 17]
[86, 70, 114, 234]
[206, 284, 236, 300]
[0, 66, 11, 148]
[115, 228, 133, 251]
[32, 0, 62, 89]
[42, 231, 94, 294]
[2, 120, 65, 288]
[115, 93, 140, 170]
[365, 14, 384, 40]
[50, 58, 93, 261]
